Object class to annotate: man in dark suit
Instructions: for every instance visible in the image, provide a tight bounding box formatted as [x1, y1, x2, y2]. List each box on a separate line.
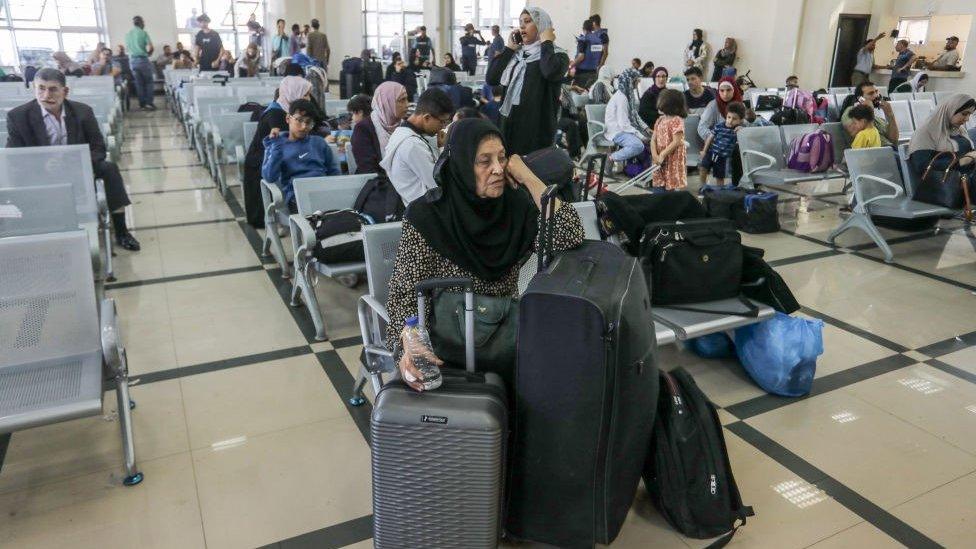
[6, 68, 140, 250]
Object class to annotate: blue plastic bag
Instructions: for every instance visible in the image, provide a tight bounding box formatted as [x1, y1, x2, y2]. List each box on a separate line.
[686, 332, 736, 359]
[733, 313, 824, 397]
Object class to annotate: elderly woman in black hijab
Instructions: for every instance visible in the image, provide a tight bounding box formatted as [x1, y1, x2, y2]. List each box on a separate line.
[385, 118, 584, 390]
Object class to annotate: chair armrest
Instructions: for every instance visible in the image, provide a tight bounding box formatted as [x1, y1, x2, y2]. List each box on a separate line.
[262, 180, 284, 219]
[288, 213, 316, 270]
[94, 179, 108, 217]
[100, 298, 124, 376]
[360, 294, 390, 324]
[741, 149, 777, 178]
[854, 174, 903, 212]
[235, 144, 245, 163]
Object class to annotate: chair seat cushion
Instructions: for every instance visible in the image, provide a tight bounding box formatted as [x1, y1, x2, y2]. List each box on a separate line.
[0, 351, 103, 434]
[653, 297, 775, 340]
[752, 168, 843, 185]
[869, 198, 955, 218]
[313, 261, 368, 277]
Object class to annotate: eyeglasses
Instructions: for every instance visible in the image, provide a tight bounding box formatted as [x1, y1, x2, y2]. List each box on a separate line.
[291, 116, 315, 127]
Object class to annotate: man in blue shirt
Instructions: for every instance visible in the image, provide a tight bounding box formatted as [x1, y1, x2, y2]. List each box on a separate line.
[262, 99, 341, 211]
[459, 23, 486, 76]
[889, 39, 916, 93]
[573, 19, 603, 89]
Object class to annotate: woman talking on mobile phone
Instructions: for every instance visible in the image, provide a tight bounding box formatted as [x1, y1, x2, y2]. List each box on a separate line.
[486, 7, 569, 155]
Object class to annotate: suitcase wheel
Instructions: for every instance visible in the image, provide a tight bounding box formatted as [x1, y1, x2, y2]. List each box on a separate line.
[348, 396, 366, 406]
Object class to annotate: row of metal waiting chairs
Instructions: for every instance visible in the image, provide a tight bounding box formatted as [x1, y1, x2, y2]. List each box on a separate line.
[351, 200, 773, 404]
[0, 143, 141, 485]
[245, 172, 773, 400]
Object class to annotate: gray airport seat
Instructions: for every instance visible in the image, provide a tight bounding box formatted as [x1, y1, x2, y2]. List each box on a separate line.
[288, 174, 377, 340]
[827, 87, 852, 95]
[889, 92, 914, 103]
[913, 92, 934, 103]
[208, 112, 253, 193]
[353, 221, 404, 405]
[887, 100, 915, 141]
[238, 121, 258, 186]
[584, 104, 611, 159]
[0, 145, 111, 284]
[910, 100, 936, 128]
[933, 91, 953, 105]
[325, 99, 349, 116]
[0, 230, 141, 485]
[737, 126, 844, 186]
[653, 298, 775, 340]
[829, 147, 952, 262]
[260, 179, 293, 276]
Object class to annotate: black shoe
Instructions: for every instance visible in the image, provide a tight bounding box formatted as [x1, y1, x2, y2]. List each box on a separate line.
[116, 232, 141, 251]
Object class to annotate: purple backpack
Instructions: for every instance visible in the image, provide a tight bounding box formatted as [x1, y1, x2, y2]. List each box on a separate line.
[786, 130, 834, 173]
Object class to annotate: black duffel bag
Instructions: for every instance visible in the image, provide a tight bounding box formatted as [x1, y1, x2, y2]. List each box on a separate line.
[701, 187, 780, 234]
[354, 176, 404, 224]
[640, 218, 744, 306]
[741, 245, 800, 314]
[597, 191, 706, 255]
[308, 209, 372, 264]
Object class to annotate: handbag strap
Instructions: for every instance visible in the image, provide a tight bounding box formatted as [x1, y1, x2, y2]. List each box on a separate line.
[659, 296, 761, 318]
[921, 150, 959, 185]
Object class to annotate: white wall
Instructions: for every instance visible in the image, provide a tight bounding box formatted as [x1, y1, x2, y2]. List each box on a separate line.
[104, 0, 177, 49]
[891, 0, 976, 93]
[531, 0, 594, 54]
[794, 0, 875, 89]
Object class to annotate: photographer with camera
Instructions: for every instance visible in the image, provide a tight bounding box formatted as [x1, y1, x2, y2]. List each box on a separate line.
[840, 81, 899, 148]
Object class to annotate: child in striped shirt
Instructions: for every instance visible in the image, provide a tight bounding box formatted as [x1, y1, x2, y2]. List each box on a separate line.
[700, 101, 746, 185]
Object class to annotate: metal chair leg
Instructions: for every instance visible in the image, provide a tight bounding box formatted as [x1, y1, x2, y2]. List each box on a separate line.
[114, 349, 142, 486]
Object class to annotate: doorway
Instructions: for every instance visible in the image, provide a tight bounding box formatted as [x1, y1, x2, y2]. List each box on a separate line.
[829, 14, 871, 87]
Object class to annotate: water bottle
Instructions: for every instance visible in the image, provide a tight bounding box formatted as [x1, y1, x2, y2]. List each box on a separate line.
[401, 316, 443, 390]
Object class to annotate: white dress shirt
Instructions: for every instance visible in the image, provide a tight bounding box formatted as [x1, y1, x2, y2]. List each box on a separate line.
[41, 106, 68, 146]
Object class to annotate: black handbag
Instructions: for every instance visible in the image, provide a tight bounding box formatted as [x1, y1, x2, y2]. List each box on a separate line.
[640, 218, 745, 306]
[741, 246, 800, 314]
[914, 151, 975, 219]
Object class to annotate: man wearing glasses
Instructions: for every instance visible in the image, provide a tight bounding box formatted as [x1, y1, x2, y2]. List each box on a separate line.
[261, 99, 340, 212]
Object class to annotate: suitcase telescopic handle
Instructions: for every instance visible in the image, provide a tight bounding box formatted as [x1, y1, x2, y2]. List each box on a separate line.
[538, 184, 561, 272]
[414, 278, 476, 372]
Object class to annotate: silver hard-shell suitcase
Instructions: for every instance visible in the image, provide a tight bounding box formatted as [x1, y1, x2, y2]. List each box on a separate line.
[371, 278, 508, 549]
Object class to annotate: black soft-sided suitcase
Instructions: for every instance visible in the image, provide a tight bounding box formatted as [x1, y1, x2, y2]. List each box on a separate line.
[506, 187, 659, 547]
[371, 279, 508, 549]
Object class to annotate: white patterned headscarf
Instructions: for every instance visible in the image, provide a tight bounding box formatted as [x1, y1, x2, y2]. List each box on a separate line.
[499, 7, 553, 117]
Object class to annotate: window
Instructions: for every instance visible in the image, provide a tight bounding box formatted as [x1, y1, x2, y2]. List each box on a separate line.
[0, 0, 107, 68]
[362, 0, 424, 60]
[449, 0, 523, 60]
[175, 0, 266, 57]
[897, 17, 930, 46]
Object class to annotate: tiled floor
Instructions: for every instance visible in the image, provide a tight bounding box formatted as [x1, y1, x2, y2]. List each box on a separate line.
[1, 107, 975, 549]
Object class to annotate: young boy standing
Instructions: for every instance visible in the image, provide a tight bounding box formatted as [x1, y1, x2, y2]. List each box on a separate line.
[700, 101, 746, 185]
[262, 99, 341, 211]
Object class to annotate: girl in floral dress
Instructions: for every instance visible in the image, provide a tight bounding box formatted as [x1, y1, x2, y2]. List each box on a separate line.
[651, 89, 689, 190]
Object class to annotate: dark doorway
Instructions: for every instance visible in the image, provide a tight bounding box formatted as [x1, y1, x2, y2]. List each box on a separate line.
[829, 14, 871, 87]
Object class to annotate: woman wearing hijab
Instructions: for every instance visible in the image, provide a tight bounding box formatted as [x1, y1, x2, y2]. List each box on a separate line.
[242, 76, 313, 227]
[697, 76, 742, 142]
[684, 29, 709, 73]
[589, 65, 615, 104]
[711, 37, 737, 82]
[605, 69, 650, 166]
[351, 81, 409, 176]
[908, 94, 976, 191]
[486, 7, 570, 155]
[385, 119, 584, 390]
[637, 66, 669, 128]
[897, 71, 929, 93]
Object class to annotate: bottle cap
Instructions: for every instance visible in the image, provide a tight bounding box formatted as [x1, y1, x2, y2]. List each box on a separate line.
[405, 315, 418, 327]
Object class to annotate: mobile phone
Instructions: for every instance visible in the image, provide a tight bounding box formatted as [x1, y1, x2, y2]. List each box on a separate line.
[511, 30, 522, 45]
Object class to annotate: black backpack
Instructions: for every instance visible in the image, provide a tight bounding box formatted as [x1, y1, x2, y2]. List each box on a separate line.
[644, 368, 753, 547]
[353, 176, 404, 224]
[770, 107, 810, 126]
[341, 57, 363, 75]
[307, 209, 372, 264]
[237, 101, 267, 122]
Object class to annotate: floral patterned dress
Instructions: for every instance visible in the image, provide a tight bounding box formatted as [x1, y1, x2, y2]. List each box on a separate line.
[651, 114, 688, 190]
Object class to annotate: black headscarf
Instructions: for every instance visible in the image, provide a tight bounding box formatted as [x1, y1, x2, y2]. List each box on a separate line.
[405, 118, 538, 282]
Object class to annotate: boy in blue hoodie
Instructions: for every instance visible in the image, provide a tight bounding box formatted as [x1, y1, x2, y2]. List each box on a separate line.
[262, 98, 341, 211]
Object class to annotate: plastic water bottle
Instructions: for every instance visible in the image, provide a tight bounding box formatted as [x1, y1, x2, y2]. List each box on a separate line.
[401, 316, 443, 391]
